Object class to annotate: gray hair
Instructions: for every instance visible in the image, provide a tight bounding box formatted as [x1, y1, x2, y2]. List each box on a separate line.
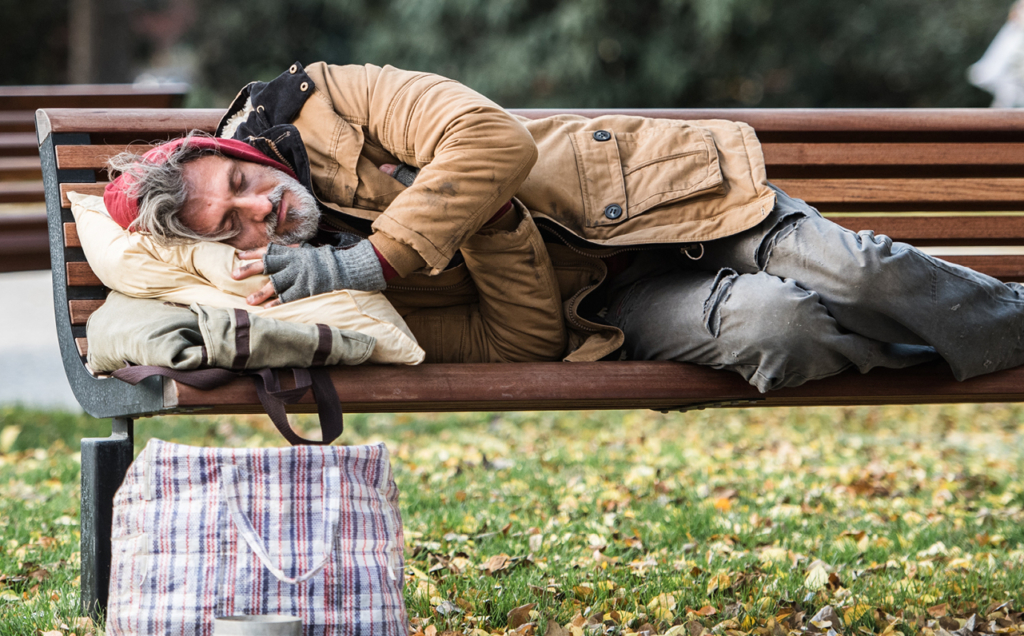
[106, 130, 238, 244]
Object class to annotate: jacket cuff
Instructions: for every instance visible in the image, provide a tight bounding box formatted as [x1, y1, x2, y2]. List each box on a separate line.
[368, 232, 427, 279]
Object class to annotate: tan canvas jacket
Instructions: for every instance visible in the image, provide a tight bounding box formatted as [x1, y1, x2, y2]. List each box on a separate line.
[279, 62, 776, 361]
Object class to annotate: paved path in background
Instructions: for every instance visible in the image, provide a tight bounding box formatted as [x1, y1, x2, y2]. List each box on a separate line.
[0, 270, 80, 411]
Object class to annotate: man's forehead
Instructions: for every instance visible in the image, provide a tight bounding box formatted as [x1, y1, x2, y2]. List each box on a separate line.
[182, 154, 235, 193]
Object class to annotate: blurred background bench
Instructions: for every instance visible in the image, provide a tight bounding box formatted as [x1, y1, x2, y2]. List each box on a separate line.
[1, 84, 187, 272]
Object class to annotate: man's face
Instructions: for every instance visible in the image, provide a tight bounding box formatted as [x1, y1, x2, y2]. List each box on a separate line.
[179, 154, 320, 249]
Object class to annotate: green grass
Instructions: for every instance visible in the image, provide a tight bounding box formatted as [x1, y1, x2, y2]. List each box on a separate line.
[2, 403, 1024, 635]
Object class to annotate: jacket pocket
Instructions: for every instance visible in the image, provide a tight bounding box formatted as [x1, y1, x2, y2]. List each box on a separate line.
[571, 124, 724, 228]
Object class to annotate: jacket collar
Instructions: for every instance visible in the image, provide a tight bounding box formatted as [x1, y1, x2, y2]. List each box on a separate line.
[216, 62, 318, 206]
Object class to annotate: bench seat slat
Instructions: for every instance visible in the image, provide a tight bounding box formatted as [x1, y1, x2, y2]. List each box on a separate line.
[515, 108, 1024, 133]
[59, 183, 103, 206]
[67, 262, 102, 287]
[826, 215, 1024, 244]
[69, 299, 105, 326]
[56, 144, 151, 170]
[57, 179, 1024, 212]
[163, 360, 1024, 413]
[64, 223, 80, 248]
[49, 142, 1024, 172]
[56, 214, 1024, 246]
[36, 108, 1024, 140]
[763, 142, 1024, 167]
[771, 177, 1024, 208]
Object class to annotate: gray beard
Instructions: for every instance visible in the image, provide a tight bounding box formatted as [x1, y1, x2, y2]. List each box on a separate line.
[265, 173, 321, 245]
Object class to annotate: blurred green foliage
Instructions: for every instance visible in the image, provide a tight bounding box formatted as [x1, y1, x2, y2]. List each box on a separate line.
[0, 0, 1015, 107]
[186, 0, 1012, 107]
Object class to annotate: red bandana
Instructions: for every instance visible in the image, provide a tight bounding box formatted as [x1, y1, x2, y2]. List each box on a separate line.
[103, 137, 297, 230]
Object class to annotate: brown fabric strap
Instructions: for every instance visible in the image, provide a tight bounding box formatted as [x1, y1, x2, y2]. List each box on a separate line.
[112, 364, 343, 446]
[312, 324, 332, 367]
[231, 309, 251, 369]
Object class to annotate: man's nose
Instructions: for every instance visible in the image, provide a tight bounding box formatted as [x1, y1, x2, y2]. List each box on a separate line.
[237, 195, 275, 222]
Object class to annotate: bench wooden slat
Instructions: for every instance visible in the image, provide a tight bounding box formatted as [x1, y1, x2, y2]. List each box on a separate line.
[56, 144, 151, 170]
[54, 214, 1024, 250]
[59, 183, 102, 207]
[67, 261, 102, 287]
[48, 142, 1024, 172]
[516, 108, 1024, 133]
[0, 83, 187, 105]
[75, 338, 88, 357]
[0, 181, 44, 203]
[37, 109, 222, 138]
[0, 132, 39, 155]
[0, 111, 37, 133]
[0, 214, 49, 273]
[64, 223, 80, 248]
[772, 178, 1024, 208]
[35, 108, 1024, 140]
[827, 215, 1024, 244]
[55, 239, 1024, 287]
[0, 156, 41, 180]
[165, 360, 1024, 413]
[58, 178, 1024, 211]
[935, 255, 1024, 279]
[763, 142, 1024, 167]
[69, 299, 105, 326]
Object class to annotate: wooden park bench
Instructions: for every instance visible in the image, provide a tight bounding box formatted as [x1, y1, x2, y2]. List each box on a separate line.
[0, 84, 187, 272]
[36, 106, 1024, 615]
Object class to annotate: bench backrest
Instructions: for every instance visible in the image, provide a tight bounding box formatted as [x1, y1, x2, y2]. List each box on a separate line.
[36, 107, 1024, 418]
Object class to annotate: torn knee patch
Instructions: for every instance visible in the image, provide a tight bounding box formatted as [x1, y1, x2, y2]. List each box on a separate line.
[702, 268, 738, 338]
[755, 212, 806, 270]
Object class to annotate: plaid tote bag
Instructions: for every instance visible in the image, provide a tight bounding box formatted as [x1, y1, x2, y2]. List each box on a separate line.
[106, 439, 407, 636]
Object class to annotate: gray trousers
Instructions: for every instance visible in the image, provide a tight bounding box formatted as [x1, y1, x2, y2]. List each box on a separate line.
[607, 186, 1024, 392]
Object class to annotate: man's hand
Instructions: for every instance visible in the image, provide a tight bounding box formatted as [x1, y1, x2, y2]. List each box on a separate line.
[234, 246, 284, 308]
[235, 239, 387, 306]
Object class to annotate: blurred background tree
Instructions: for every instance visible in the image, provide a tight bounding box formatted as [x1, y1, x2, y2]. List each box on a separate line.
[0, 0, 1014, 108]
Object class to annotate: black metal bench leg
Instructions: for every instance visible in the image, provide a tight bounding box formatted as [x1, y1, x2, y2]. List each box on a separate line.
[80, 417, 134, 618]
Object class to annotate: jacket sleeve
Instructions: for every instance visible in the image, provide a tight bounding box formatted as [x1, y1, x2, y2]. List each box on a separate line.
[302, 62, 539, 276]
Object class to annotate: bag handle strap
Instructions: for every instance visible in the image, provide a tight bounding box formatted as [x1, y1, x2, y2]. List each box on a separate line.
[220, 464, 342, 585]
[113, 365, 344, 445]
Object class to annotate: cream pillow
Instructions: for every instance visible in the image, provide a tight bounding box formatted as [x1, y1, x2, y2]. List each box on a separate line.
[68, 192, 424, 365]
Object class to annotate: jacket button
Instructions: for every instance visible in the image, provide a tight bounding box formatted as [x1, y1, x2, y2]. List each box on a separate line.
[604, 204, 623, 220]
[300, 81, 309, 91]
[289, 64, 297, 74]
[593, 130, 612, 142]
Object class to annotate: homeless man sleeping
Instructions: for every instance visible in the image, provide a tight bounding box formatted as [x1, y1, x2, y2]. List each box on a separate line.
[86, 61, 1024, 392]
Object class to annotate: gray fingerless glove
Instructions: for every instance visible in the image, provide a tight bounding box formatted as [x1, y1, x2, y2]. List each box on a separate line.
[392, 163, 419, 186]
[263, 239, 386, 303]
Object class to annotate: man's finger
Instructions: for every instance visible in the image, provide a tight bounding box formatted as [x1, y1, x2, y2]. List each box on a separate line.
[232, 259, 266, 280]
[246, 282, 277, 306]
[237, 246, 269, 260]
